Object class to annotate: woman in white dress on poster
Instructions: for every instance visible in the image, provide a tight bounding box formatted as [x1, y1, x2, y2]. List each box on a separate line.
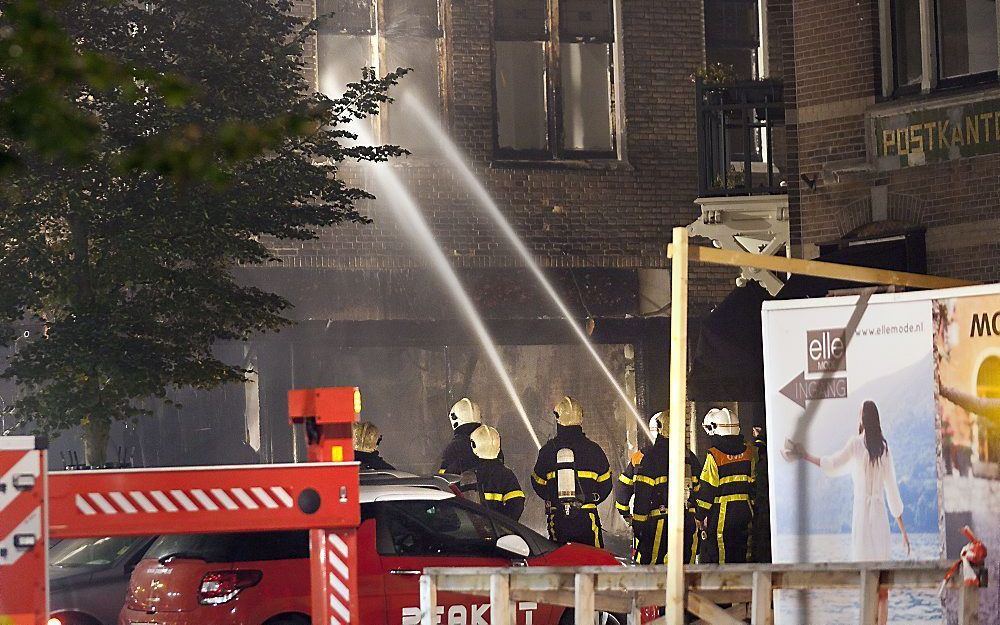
[787, 400, 910, 624]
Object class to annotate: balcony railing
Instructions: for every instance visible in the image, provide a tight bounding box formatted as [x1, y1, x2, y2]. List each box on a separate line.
[696, 77, 785, 197]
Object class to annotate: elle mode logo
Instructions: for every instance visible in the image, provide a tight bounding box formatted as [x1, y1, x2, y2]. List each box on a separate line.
[806, 328, 847, 373]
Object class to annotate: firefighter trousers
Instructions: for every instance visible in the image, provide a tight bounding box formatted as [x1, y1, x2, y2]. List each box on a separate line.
[634, 513, 699, 564]
[548, 506, 604, 549]
[700, 499, 752, 564]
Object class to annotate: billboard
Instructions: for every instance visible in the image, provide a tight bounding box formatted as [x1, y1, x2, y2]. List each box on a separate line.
[762, 284, 1000, 625]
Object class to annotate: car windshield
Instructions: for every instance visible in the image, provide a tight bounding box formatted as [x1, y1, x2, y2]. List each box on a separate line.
[146, 531, 309, 563]
[49, 536, 148, 568]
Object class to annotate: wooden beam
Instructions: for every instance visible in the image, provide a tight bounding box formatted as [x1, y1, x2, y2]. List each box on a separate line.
[666, 244, 974, 290]
[751, 571, 773, 625]
[959, 583, 980, 625]
[859, 570, 880, 625]
[419, 574, 438, 625]
[575, 573, 596, 625]
[693, 605, 749, 625]
[666, 227, 690, 625]
[687, 592, 747, 625]
[491, 574, 513, 625]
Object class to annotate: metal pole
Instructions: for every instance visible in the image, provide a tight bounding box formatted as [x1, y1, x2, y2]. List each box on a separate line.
[666, 226, 689, 624]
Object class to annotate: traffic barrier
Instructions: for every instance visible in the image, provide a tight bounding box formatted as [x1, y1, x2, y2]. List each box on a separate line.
[0, 386, 361, 625]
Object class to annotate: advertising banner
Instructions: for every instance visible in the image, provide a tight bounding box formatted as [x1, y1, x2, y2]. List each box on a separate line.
[763, 296, 942, 625]
[763, 285, 1000, 625]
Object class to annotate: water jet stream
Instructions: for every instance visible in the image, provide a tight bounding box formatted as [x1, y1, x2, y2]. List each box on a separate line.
[405, 94, 652, 440]
[351, 127, 542, 449]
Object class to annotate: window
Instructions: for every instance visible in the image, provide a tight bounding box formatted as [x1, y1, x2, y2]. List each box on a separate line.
[884, 0, 997, 94]
[705, 0, 761, 79]
[317, 0, 442, 154]
[375, 500, 510, 558]
[494, 0, 619, 159]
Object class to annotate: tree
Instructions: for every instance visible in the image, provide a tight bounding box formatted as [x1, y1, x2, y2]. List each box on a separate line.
[0, 0, 405, 462]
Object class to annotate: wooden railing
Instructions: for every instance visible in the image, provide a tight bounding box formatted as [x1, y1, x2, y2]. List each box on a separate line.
[420, 561, 984, 625]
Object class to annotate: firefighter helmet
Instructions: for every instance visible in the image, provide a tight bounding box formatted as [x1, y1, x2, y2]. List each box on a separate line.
[352, 421, 381, 453]
[449, 397, 482, 430]
[702, 407, 740, 436]
[553, 396, 583, 426]
[470, 425, 501, 460]
[649, 412, 664, 437]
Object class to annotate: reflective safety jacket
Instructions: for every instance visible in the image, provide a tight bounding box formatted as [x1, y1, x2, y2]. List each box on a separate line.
[531, 425, 613, 509]
[694, 435, 757, 564]
[356, 450, 395, 471]
[473, 459, 525, 521]
[631, 435, 703, 523]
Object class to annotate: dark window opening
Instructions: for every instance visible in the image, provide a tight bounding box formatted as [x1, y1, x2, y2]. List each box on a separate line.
[317, 0, 442, 155]
[892, 0, 923, 90]
[936, 0, 998, 81]
[493, 0, 617, 160]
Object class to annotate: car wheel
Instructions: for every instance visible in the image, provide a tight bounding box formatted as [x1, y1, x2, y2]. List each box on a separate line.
[558, 609, 624, 625]
[262, 614, 310, 625]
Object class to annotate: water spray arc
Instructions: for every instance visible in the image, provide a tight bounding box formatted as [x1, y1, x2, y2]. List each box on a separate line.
[350, 131, 542, 450]
[405, 94, 652, 440]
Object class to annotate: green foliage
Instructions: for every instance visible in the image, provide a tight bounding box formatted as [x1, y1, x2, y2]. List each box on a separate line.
[0, 0, 405, 438]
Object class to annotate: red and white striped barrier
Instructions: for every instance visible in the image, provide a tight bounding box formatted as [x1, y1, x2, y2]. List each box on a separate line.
[0, 436, 47, 625]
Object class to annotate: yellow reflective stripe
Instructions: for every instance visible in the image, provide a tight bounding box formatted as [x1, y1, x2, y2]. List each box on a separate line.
[438, 469, 446, 475]
[597, 470, 611, 482]
[700, 455, 720, 488]
[531, 472, 547, 485]
[618, 474, 634, 486]
[615, 501, 630, 511]
[719, 474, 751, 485]
[717, 501, 728, 563]
[502, 490, 525, 502]
[634, 474, 668, 486]
[580, 502, 598, 509]
[483, 492, 503, 501]
[717, 494, 750, 503]
[577, 470, 612, 482]
[632, 512, 649, 522]
[696, 500, 712, 509]
[651, 518, 665, 564]
[590, 512, 600, 548]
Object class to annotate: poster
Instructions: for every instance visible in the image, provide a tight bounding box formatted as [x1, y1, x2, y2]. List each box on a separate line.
[933, 292, 1000, 624]
[762, 295, 943, 625]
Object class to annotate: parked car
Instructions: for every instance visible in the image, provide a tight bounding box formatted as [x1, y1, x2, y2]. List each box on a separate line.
[119, 481, 623, 625]
[49, 535, 156, 625]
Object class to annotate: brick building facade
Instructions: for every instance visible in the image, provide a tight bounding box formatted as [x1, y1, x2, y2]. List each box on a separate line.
[769, 0, 1000, 284]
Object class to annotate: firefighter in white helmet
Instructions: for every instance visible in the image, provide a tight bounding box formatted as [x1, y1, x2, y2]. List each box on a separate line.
[531, 396, 612, 548]
[694, 407, 756, 563]
[439, 398, 493, 475]
[352, 421, 395, 471]
[468, 425, 525, 521]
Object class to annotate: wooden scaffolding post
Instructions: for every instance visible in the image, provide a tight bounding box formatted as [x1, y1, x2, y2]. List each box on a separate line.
[666, 226, 690, 623]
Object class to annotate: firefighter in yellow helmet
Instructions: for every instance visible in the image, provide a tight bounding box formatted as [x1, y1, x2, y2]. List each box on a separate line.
[694, 407, 756, 564]
[469, 425, 525, 521]
[438, 398, 483, 475]
[631, 412, 704, 564]
[531, 396, 613, 548]
[352, 421, 395, 471]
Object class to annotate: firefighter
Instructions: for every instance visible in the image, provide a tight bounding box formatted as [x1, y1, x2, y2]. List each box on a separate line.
[352, 421, 395, 470]
[631, 412, 703, 564]
[694, 407, 756, 564]
[438, 397, 483, 475]
[531, 396, 613, 548]
[469, 425, 525, 521]
[613, 413, 659, 523]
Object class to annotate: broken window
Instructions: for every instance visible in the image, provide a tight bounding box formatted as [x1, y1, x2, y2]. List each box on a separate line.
[316, 0, 442, 154]
[495, 0, 549, 153]
[494, 0, 618, 159]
